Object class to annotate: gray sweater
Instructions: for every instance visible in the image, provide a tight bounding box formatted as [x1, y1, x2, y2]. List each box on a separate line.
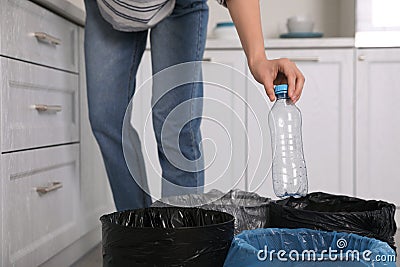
[97, 0, 225, 32]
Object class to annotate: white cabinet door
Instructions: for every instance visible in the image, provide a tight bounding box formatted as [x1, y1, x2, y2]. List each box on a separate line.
[355, 49, 400, 210]
[247, 49, 355, 198]
[78, 27, 114, 234]
[1, 144, 80, 267]
[1, 58, 79, 152]
[132, 50, 247, 199]
[0, 58, 2, 265]
[201, 50, 247, 192]
[0, 0, 78, 72]
[0, 151, 2, 267]
[1, 0, 79, 72]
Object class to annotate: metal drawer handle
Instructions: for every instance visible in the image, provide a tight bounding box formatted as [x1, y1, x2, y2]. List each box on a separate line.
[202, 58, 212, 62]
[288, 57, 320, 62]
[36, 182, 63, 195]
[358, 55, 366, 61]
[33, 104, 62, 112]
[34, 32, 62, 46]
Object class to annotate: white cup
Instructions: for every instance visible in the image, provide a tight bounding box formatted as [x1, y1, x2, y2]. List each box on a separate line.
[287, 16, 314, 33]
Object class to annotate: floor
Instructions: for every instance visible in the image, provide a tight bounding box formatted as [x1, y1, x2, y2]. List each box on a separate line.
[71, 244, 102, 267]
[72, 232, 400, 266]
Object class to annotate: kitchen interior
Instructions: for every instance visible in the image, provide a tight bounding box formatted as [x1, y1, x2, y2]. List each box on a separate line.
[0, 0, 400, 266]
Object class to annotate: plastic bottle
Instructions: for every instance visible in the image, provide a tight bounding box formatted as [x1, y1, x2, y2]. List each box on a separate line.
[268, 84, 308, 198]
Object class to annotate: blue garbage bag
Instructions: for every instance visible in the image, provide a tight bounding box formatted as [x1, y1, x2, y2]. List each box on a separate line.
[223, 228, 396, 267]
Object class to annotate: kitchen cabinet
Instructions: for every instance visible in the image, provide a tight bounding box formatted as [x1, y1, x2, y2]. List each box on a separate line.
[0, 1, 113, 266]
[355, 49, 400, 210]
[0, 58, 79, 152]
[133, 50, 247, 199]
[1, 145, 80, 267]
[1, 0, 82, 265]
[201, 50, 247, 192]
[0, 150, 2, 266]
[0, 59, 3, 264]
[1, 0, 79, 72]
[247, 49, 355, 198]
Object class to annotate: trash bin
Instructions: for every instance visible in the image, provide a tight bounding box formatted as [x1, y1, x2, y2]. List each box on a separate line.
[100, 207, 234, 267]
[152, 189, 270, 234]
[268, 192, 397, 249]
[223, 228, 396, 267]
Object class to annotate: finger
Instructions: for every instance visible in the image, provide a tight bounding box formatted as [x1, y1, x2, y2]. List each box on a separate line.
[281, 60, 296, 98]
[285, 71, 296, 99]
[263, 79, 276, 102]
[293, 70, 305, 102]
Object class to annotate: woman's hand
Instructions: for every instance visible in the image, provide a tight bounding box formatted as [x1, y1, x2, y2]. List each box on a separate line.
[249, 57, 305, 103]
[224, 0, 305, 103]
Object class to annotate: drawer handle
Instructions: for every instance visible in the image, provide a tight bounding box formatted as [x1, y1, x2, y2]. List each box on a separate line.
[288, 57, 320, 62]
[33, 104, 62, 113]
[34, 32, 62, 46]
[202, 58, 212, 62]
[36, 182, 63, 195]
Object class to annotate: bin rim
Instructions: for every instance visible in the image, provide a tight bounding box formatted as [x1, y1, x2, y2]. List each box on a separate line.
[274, 193, 396, 215]
[100, 206, 235, 230]
[275, 204, 395, 215]
[233, 227, 394, 254]
[154, 189, 271, 208]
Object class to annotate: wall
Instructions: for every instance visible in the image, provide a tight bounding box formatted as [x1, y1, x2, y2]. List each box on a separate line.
[208, 0, 355, 38]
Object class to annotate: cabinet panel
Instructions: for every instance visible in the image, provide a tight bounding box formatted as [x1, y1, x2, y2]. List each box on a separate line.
[0, 57, 2, 265]
[1, 0, 79, 72]
[1, 144, 80, 267]
[201, 50, 247, 192]
[0, 153, 2, 266]
[247, 49, 355, 198]
[1, 58, 79, 152]
[356, 48, 400, 207]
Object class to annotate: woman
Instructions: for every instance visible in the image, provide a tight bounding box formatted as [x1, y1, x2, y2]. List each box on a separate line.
[84, 0, 305, 211]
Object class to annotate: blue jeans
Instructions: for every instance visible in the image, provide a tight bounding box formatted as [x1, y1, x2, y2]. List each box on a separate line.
[84, 0, 208, 211]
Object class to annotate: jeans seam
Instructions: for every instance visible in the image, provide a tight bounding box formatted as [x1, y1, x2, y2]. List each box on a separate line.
[128, 33, 142, 101]
[189, 9, 203, 187]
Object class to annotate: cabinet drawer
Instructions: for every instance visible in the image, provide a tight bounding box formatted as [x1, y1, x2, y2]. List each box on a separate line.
[1, 58, 79, 152]
[1, 144, 80, 267]
[1, 0, 78, 72]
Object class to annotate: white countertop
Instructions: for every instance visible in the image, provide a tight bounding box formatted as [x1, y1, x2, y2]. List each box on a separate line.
[31, 0, 86, 26]
[206, 37, 355, 49]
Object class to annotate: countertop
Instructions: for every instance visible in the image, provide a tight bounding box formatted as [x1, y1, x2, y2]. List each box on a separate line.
[31, 0, 86, 26]
[145, 37, 355, 50]
[206, 37, 355, 49]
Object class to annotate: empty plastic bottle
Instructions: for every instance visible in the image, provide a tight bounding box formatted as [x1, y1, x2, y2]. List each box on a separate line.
[268, 84, 308, 198]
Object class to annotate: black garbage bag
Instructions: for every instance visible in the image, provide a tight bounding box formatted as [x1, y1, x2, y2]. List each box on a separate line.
[268, 192, 397, 249]
[100, 207, 235, 267]
[152, 189, 270, 234]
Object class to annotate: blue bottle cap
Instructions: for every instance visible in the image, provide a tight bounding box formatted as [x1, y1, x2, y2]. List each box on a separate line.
[274, 84, 288, 94]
